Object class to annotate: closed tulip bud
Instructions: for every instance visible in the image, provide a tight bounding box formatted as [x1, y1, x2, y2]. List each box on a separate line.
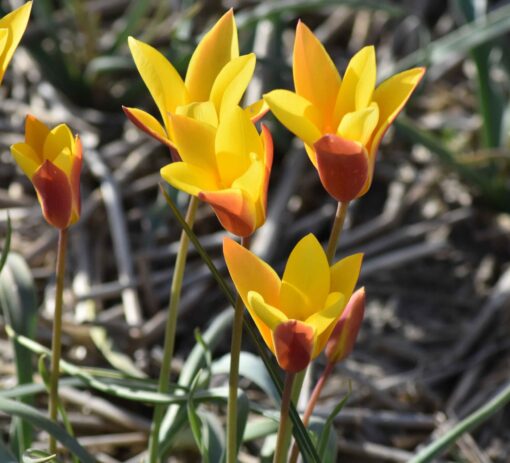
[325, 287, 365, 364]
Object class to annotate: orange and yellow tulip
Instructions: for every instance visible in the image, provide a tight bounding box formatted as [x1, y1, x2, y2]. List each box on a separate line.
[223, 234, 363, 372]
[264, 21, 425, 201]
[11, 115, 82, 229]
[0, 2, 32, 85]
[124, 9, 266, 159]
[160, 106, 272, 237]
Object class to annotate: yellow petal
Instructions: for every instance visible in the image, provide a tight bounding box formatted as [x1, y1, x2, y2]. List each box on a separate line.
[210, 53, 256, 117]
[330, 253, 363, 302]
[248, 291, 287, 331]
[223, 237, 281, 309]
[10, 143, 40, 178]
[185, 9, 239, 102]
[0, 29, 8, 63]
[216, 106, 263, 186]
[175, 101, 218, 128]
[263, 90, 322, 146]
[160, 162, 219, 196]
[334, 46, 376, 123]
[169, 114, 218, 174]
[293, 21, 341, 130]
[245, 99, 269, 122]
[123, 106, 173, 146]
[128, 36, 187, 132]
[25, 115, 49, 155]
[0, 1, 32, 85]
[369, 67, 425, 156]
[43, 124, 75, 177]
[279, 280, 310, 321]
[305, 291, 345, 357]
[281, 234, 330, 319]
[337, 103, 379, 146]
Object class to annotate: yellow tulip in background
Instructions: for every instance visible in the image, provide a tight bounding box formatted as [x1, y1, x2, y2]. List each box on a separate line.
[0, 1, 32, 85]
[264, 21, 425, 202]
[11, 115, 82, 229]
[124, 9, 266, 159]
[223, 234, 363, 372]
[160, 106, 273, 237]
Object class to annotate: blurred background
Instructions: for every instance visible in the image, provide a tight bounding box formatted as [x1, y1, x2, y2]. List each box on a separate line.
[1, 0, 510, 461]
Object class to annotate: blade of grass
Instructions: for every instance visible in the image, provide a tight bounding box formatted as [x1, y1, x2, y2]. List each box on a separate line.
[159, 186, 321, 463]
[0, 213, 11, 274]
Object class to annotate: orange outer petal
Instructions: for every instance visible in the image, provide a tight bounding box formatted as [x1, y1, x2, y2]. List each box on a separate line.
[314, 134, 369, 202]
[32, 160, 72, 229]
[325, 287, 365, 363]
[122, 106, 180, 161]
[273, 320, 314, 373]
[199, 189, 256, 237]
[261, 124, 273, 215]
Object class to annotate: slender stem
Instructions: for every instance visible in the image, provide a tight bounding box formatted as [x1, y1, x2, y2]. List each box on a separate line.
[289, 362, 335, 463]
[148, 195, 199, 463]
[326, 201, 349, 263]
[273, 372, 296, 463]
[48, 228, 68, 454]
[226, 235, 251, 463]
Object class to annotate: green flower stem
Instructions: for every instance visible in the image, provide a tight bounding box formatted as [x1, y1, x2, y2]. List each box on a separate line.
[226, 235, 251, 463]
[273, 372, 296, 463]
[410, 380, 510, 462]
[289, 362, 334, 463]
[48, 227, 69, 454]
[326, 201, 349, 263]
[148, 195, 199, 463]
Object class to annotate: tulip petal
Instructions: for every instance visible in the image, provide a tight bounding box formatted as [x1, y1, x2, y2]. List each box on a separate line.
[305, 291, 345, 357]
[10, 143, 40, 178]
[325, 287, 365, 363]
[273, 320, 315, 372]
[260, 124, 273, 217]
[25, 114, 50, 154]
[314, 134, 369, 202]
[210, 53, 256, 117]
[128, 36, 187, 131]
[281, 234, 330, 319]
[169, 114, 218, 173]
[334, 46, 376, 123]
[43, 124, 75, 177]
[0, 29, 8, 60]
[175, 101, 218, 128]
[200, 188, 256, 237]
[279, 280, 310, 321]
[161, 162, 219, 196]
[330, 253, 363, 301]
[245, 99, 269, 123]
[185, 9, 239, 102]
[122, 106, 175, 148]
[369, 67, 425, 156]
[69, 136, 82, 225]
[32, 160, 72, 229]
[263, 90, 322, 147]
[337, 103, 379, 146]
[223, 238, 281, 308]
[248, 291, 287, 330]
[293, 21, 341, 130]
[0, 1, 32, 85]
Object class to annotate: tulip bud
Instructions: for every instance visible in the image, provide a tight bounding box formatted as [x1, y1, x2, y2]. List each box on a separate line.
[10, 115, 82, 229]
[314, 134, 369, 202]
[325, 287, 365, 363]
[274, 320, 315, 373]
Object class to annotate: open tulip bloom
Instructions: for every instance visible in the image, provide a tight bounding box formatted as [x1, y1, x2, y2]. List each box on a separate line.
[11, 115, 82, 230]
[124, 9, 266, 159]
[160, 106, 272, 237]
[223, 234, 363, 372]
[264, 21, 425, 202]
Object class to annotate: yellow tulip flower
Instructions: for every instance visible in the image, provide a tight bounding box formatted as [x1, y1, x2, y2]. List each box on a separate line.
[264, 21, 425, 201]
[11, 115, 82, 229]
[223, 234, 363, 372]
[124, 9, 266, 158]
[160, 106, 273, 237]
[0, 2, 32, 85]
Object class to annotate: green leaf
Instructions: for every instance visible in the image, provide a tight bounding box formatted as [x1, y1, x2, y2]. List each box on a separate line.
[0, 213, 11, 274]
[0, 253, 38, 457]
[0, 398, 95, 463]
[0, 439, 17, 463]
[159, 186, 321, 463]
[187, 373, 207, 461]
[22, 449, 57, 463]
